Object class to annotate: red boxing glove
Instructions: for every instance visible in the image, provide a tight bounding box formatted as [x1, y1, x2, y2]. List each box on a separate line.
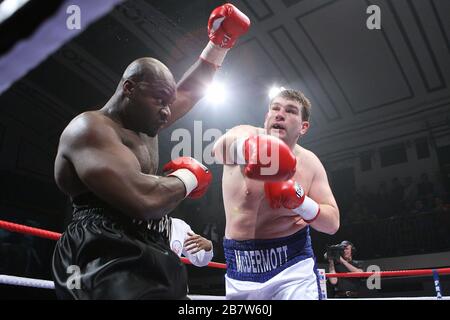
[208, 3, 250, 49]
[264, 179, 320, 222]
[163, 157, 212, 199]
[241, 135, 296, 181]
[264, 179, 305, 209]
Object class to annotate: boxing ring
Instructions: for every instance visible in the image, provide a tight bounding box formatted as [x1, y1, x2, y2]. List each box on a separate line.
[0, 219, 449, 300]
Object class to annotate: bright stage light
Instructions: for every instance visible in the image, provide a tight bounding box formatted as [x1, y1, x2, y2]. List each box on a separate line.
[205, 82, 227, 104]
[268, 86, 286, 99]
[0, 0, 31, 24]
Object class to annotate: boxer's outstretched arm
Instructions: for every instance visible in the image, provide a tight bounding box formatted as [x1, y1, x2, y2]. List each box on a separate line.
[60, 116, 186, 220]
[307, 157, 340, 234]
[163, 60, 216, 127]
[164, 3, 250, 127]
[212, 125, 256, 165]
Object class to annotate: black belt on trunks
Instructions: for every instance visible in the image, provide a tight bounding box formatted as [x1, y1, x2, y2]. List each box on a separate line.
[71, 192, 172, 240]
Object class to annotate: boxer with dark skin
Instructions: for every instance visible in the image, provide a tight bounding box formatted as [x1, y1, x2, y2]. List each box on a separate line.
[54, 58, 208, 220]
[52, 3, 250, 299]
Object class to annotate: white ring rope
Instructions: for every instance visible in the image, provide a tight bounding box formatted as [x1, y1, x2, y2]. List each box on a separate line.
[0, 274, 448, 300]
[0, 274, 55, 289]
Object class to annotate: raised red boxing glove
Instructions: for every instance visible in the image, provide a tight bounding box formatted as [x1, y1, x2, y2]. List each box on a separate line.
[264, 179, 320, 223]
[200, 3, 250, 67]
[241, 135, 296, 181]
[208, 3, 250, 49]
[163, 157, 212, 199]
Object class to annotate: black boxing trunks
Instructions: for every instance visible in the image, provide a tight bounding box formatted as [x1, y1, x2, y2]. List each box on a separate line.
[51, 192, 188, 300]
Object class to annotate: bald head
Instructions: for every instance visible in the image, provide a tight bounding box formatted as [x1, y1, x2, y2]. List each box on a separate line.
[121, 57, 174, 85]
[111, 57, 176, 136]
[116, 57, 177, 106]
[122, 58, 173, 82]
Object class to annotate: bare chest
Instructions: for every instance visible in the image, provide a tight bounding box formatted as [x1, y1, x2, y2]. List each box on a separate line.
[223, 161, 315, 217]
[223, 166, 312, 239]
[121, 131, 159, 175]
[244, 165, 314, 199]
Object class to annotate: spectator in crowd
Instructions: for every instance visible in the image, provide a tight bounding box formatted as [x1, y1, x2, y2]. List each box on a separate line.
[327, 241, 364, 298]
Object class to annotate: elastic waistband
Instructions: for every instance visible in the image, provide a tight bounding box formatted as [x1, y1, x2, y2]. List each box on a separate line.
[72, 207, 148, 230]
[223, 227, 314, 283]
[70, 193, 169, 240]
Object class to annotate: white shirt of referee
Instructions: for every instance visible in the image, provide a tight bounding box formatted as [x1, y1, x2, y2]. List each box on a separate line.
[170, 218, 214, 267]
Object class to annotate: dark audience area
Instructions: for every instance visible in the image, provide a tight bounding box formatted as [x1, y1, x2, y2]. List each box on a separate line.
[314, 172, 450, 260]
[341, 173, 449, 224]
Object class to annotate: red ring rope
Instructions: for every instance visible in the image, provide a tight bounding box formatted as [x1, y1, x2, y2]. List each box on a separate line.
[0, 219, 61, 240]
[0, 219, 226, 269]
[327, 268, 450, 278]
[2, 219, 449, 276]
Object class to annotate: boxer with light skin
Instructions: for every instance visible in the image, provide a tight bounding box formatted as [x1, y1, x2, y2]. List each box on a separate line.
[213, 89, 340, 300]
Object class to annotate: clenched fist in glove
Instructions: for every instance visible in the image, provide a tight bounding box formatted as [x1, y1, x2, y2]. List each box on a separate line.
[163, 157, 212, 199]
[232, 134, 297, 181]
[200, 3, 250, 67]
[264, 179, 320, 223]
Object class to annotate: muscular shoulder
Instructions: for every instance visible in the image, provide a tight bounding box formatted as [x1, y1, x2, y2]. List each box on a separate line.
[295, 145, 324, 170]
[60, 111, 118, 151]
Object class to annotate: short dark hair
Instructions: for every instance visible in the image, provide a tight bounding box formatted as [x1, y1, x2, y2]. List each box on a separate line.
[270, 89, 312, 121]
[340, 240, 356, 253]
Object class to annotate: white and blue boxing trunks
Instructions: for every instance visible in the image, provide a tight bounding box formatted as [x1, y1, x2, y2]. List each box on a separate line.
[224, 227, 322, 300]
